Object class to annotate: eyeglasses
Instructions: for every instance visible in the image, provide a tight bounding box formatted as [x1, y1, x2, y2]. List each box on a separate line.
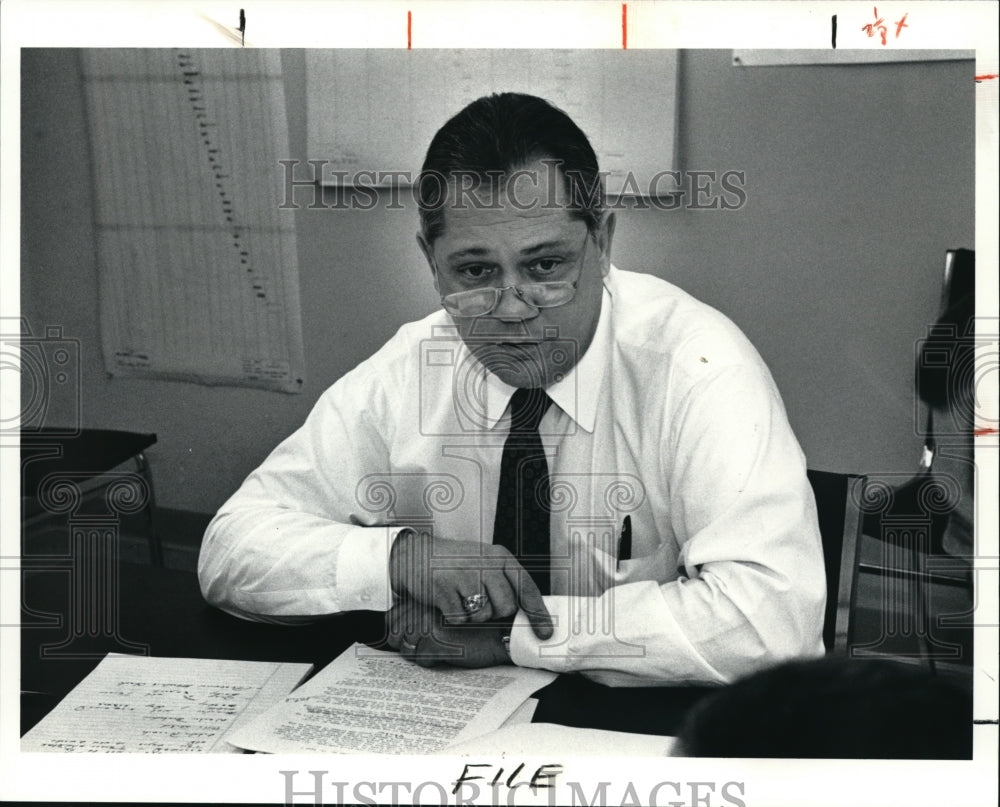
[440, 280, 579, 317]
[439, 237, 588, 318]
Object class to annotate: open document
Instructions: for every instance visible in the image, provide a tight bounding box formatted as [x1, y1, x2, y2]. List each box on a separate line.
[21, 655, 312, 753]
[225, 644, 556, 754]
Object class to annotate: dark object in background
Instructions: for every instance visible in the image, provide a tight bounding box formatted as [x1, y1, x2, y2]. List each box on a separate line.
[862, 249, 976, 557]
[674, 657, 972, 759]
[915, 248, 974, 413]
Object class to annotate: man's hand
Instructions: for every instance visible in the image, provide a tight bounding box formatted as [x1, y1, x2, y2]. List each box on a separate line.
[389, 529, 553, 639]
[386, 597, 512, 669]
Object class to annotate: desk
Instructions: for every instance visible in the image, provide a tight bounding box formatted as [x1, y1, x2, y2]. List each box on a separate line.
[21, 430, 157, 499]
[21, 429, 160, 564]
[20, 563, 714, 740]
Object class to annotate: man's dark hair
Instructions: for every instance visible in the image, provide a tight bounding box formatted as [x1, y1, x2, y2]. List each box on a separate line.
[417, 93, 604, 243]
[675, 657, 972, 759]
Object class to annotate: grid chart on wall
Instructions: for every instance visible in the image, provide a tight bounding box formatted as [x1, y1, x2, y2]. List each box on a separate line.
[82, 49, 305, 393]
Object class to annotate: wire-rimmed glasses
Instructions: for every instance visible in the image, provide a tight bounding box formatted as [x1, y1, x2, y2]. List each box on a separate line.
[439, 236, 589, 317]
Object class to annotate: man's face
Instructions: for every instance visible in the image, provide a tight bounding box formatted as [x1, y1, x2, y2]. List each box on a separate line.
[418, 160, 615, 389]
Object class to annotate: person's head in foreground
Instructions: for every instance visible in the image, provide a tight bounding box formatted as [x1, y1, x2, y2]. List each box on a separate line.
[415, 92, 615, 388]
[674, 657, 972, 759]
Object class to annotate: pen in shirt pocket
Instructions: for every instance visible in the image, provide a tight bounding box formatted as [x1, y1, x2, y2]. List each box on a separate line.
[616, 515, 632, 571]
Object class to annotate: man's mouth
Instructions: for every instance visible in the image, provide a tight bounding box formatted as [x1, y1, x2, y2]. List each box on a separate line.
[468, 337, 543, 346]
[480, 342, 541, 352]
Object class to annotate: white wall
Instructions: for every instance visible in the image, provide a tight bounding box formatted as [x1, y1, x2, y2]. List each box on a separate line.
[20, 49, 974, 513]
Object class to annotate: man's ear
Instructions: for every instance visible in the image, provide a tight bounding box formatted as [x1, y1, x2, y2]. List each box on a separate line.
[597, 211, 616, 277]
[416, 232, 439, 294]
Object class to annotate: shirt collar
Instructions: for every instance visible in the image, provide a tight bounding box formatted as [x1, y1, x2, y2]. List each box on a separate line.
[478, 267, 616, 434]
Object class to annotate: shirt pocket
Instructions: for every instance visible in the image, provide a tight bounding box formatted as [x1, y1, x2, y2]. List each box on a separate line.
[613, 548, 672, 587]
[573, 541, 673, 596]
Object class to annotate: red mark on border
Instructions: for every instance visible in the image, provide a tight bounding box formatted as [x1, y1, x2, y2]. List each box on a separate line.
[861, 6, 908, 46]
[622, 4, 627, 49]
[894, 12, 908, 38]
[974, 427, 998, 437]
[975, 74, 998, 82]
[407, 10, 412, 49]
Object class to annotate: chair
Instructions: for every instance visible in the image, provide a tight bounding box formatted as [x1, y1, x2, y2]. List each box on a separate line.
[21, 429, 161, 565]
[915, 248, 975, 482]
[807, 469, 866, 656]
[856, 249, 975, 676]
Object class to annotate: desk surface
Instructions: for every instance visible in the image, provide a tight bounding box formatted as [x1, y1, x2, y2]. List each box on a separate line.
[21, 429, 157, 494]
[20, 562, 713, 739]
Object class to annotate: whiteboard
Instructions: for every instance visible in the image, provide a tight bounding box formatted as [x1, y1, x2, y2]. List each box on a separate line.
[82, 50, 305, 393]
[306, 50, 679, 197]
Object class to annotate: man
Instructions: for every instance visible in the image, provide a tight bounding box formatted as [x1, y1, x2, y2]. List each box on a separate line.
[199, 93, 825, 686]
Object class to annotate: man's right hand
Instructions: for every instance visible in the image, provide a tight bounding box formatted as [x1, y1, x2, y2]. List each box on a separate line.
[388, 529, 553, 639]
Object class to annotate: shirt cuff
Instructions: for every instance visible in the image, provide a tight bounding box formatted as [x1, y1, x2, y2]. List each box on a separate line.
[509, 596, 576, 672]
[335, 525, 405, 612]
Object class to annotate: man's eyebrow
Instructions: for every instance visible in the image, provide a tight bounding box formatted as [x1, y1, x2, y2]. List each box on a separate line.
[444, 246, 491, 262]
[444, 239, 581, 263]
[520, 240, 578, 256]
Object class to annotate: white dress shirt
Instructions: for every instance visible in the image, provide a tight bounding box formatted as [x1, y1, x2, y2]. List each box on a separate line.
[199, 267, 826, 686]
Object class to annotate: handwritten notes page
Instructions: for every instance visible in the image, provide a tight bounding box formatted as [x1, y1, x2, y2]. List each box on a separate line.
[225, 644, 556, 754]
[21, 655, 312, 753]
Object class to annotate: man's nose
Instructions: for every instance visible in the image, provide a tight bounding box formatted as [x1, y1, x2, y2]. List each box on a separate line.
[492, 286, 539, 322]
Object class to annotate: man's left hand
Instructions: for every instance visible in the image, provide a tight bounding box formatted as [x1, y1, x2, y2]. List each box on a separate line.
[386, 597, 512, 669]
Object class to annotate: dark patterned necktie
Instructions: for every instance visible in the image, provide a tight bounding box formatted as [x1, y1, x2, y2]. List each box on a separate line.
[492, 387, 553, 595]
